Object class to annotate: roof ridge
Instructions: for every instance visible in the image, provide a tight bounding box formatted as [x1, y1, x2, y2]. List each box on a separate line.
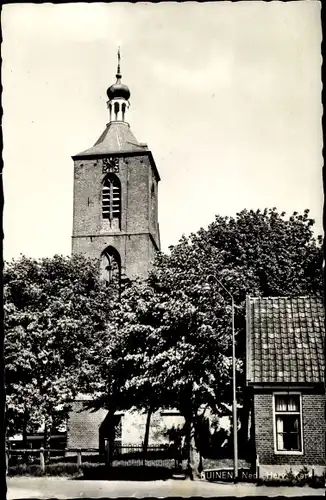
[249, 295, 322, 300]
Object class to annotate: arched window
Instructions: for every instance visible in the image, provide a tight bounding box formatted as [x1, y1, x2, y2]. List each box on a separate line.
[100, 246, 121, 285]
[114, 102, 119, 119]
[102, 174, 121, 223]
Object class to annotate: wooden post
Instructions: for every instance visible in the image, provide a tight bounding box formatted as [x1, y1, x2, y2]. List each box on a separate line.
[6, 449, 9, 473]
[77, 449, 82, 467]
[40, 447, 45, 472]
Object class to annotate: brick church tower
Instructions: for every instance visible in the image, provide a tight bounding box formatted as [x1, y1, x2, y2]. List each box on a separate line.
[71, 50, 160, 279]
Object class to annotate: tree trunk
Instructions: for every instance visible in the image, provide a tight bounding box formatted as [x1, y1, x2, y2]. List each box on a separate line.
[43, 416, 52, 463]
[142, 406, 154, 457]
[22, 410, 28, 449]
[43, 424, 50, 449]
[106, 409, 116, 467]
[238, 395, 251, 459]
[184, 413, 193, 480]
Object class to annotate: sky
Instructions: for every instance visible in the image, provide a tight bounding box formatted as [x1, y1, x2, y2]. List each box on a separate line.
[2, 1, 323, 260]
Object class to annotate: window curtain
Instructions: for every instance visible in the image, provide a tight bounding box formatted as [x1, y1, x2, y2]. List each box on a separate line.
[275, 395, 299, 412]
[276, 416, 284, 450]
[287, 397, 299, 412]
[275, 397, 287, 412]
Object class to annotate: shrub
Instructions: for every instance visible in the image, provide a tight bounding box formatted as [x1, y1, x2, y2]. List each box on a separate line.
[45, 463, 81, 476]
[307, 473, 326, 489]
[8, 464, 44, 477]
[8, 462, 82, 477]
[81, 463, 110, 480]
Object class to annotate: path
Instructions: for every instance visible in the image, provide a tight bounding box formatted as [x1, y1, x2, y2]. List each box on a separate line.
[6, 477, 325, 498]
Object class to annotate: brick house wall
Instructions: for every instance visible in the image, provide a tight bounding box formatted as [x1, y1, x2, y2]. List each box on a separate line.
[67, 401, 108, 449]
[254, 391, 326, 476]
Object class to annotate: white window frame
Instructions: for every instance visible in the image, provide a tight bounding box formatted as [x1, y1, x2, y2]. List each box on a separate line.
[272, 392, 304, 455]
[102, 175, 121, 221]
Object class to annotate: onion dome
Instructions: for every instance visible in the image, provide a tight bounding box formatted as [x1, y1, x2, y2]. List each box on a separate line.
[106, 81, 130, 101]
[107, 48, 130, 101]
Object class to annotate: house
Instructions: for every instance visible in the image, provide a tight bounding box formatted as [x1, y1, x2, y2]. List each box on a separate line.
[8, 432, 66, 450]
[246, 296, 325, 478]
[67, 399, 232, 451]
[67, 398, 185, 450]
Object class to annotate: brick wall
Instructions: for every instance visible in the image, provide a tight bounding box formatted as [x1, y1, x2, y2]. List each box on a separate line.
[67, 401, 108, 449]
[254, 391, 326, 466]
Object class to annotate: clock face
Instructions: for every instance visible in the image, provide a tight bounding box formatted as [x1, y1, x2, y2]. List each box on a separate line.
[102, 157, 119, 174]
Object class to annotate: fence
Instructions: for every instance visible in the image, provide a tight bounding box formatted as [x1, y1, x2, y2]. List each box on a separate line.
[6, 447, 99, 472]
[6, 444, 185, 472]
[110, 443, 184, 468]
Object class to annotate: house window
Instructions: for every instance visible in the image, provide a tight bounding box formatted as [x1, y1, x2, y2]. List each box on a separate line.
[274, 394, 302, 453]
[102, 175, 121, 222]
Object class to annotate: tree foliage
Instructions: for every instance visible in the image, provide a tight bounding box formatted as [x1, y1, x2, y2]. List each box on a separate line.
[84, 208, 323, 464]
[4, 254, 119, 442]
[5, 209, 323, 462]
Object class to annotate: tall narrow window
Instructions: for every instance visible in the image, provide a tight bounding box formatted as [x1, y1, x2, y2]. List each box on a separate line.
[274, 394, 302, 453]
[151, 182, 156, 227]
[114, 102, 119, 120]
[122, 103, 126, 121]
[102, 174, 121, 225]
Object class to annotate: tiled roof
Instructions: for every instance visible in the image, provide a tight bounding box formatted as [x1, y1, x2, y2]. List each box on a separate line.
[246, 296, 325, 385]
[74, 122, 148, 157]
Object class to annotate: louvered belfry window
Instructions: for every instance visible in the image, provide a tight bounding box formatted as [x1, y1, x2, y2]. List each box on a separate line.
[102, 175, 121, 221]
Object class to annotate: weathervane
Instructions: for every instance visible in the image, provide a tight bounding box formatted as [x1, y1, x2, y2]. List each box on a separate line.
[116, 46, 121, 80]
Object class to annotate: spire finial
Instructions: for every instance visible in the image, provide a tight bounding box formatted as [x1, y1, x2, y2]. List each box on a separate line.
[116, 46, 121, 81]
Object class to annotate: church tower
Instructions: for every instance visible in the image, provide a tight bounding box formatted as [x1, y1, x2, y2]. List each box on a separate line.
[71, 50, 160, 280]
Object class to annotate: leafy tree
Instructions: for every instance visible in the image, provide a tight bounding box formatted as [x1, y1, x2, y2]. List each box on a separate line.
[150, 208, 323, 455]
[4, 254, 119, 447]
[6, 208, 322, 473]
[85, 274, 235, 472]
[88, 208, 323, 472]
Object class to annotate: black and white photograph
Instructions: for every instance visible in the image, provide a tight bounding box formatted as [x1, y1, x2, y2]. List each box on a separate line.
[2, 2, 325, 499]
